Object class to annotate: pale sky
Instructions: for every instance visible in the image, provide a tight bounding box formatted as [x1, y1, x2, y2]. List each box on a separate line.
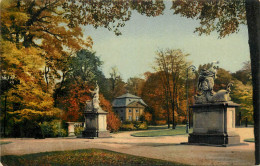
[83, 3, 250, 81]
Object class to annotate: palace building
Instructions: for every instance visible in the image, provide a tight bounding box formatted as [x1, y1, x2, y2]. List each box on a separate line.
[112, 93, 147, 121]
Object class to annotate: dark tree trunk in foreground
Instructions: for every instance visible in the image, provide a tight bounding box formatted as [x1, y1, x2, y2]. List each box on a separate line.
[245, 0, 260, 165]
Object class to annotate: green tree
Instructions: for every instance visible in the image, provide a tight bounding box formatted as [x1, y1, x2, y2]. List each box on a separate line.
[232, 61, 252, 85]
[215, 68, 232, 91]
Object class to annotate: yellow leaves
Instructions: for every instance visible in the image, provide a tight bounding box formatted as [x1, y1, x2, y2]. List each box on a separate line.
[6, 79, 54, 110]
[1, 11, 28, 27]
[1, 40, 44, 84]
[15, 109, 44, 120]
[13, 107, 61, 122]
[1, 0, 29, 27]
[7, 81, 62, 121]
[231, 79, 253, 121]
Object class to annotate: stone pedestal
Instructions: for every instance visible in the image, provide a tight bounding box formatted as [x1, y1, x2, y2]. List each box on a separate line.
[83, 107, 110, 138]
[67, 122, 76, 136]
[188, 102, 240, 146]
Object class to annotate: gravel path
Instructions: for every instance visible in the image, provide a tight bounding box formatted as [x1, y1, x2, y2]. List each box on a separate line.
[0, 127, 255, 165]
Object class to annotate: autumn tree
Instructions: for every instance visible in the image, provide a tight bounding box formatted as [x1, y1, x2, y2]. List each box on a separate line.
[0, 40, 61, 137]
[0, 0, 164, 137]
[154, 49, 191, 129]
[230, 61, 253, 125]
[99, 94, 121, 132]
[231, 80, 253, 124]
[141, 72, 168, 124]
[1, 0, 92, 89]
[0, 0, 91, 136]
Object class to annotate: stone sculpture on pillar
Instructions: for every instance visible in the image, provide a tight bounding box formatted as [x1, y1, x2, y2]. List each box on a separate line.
[188, 62, 240, 146]
[89, 82, 100, 110]
[195, 62, 232, 104]
[82, 82, 110, 138]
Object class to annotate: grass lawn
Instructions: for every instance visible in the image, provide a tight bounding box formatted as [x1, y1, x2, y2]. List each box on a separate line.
[244, 138, 255, 142]
[1, 149, 187, 166]
[0, 141, 12, 145]
[131, 125, 193, 137]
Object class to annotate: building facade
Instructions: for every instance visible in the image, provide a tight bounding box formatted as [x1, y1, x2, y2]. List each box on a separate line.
[112, 93, 147, 121]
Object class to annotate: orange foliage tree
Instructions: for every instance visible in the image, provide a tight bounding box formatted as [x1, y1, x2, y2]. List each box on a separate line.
[57, 82, 91, 122]
[141, 72, 168, 124]
[99, 94, 121, 132]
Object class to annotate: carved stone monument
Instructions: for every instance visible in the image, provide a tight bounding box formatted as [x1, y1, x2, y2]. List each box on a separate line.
[82, 82, 110, 138]
[188, 62, 240, 146]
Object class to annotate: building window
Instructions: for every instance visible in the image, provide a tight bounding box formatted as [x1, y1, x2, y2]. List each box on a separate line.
[116, 110, 118, 114]
[136, 110, 139, 113]
[136, 116, 139, 121]
[121, 117, 123, 121]
[129, 116, 132, 120]
[129, 109, 131, 113]
[121, 110, 123, 113]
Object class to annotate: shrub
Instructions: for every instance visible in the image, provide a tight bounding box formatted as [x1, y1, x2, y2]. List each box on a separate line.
[11, 119, 44, 138]
[120, 121, 148, 131]
[122, 120, 132, 125]
[120, 123, 136, 131]
[40, 120, 68, 137]
[74, 126, 84, 136]
[41, 121, 53, 137]
[138, 122, 148, 130]
[50, 120, 67, 137]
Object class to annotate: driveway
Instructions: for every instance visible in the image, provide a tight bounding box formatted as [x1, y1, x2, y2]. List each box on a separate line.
[0, 127, 255, 165]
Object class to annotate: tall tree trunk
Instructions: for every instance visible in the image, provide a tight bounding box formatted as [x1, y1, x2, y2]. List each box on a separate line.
[44, 66, 49, 91]
[245, 0, 260, 165]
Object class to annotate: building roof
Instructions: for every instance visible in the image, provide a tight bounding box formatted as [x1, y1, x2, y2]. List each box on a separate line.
[116, 93, 141, 99]
[112, 93, 147, 108]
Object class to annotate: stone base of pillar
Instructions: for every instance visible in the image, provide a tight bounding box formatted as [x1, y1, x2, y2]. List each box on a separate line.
[82, 129, 98, 138]
[188, 133, 240, 146]
[82, 129, 111, 138]
[188, 102, 241, 146]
